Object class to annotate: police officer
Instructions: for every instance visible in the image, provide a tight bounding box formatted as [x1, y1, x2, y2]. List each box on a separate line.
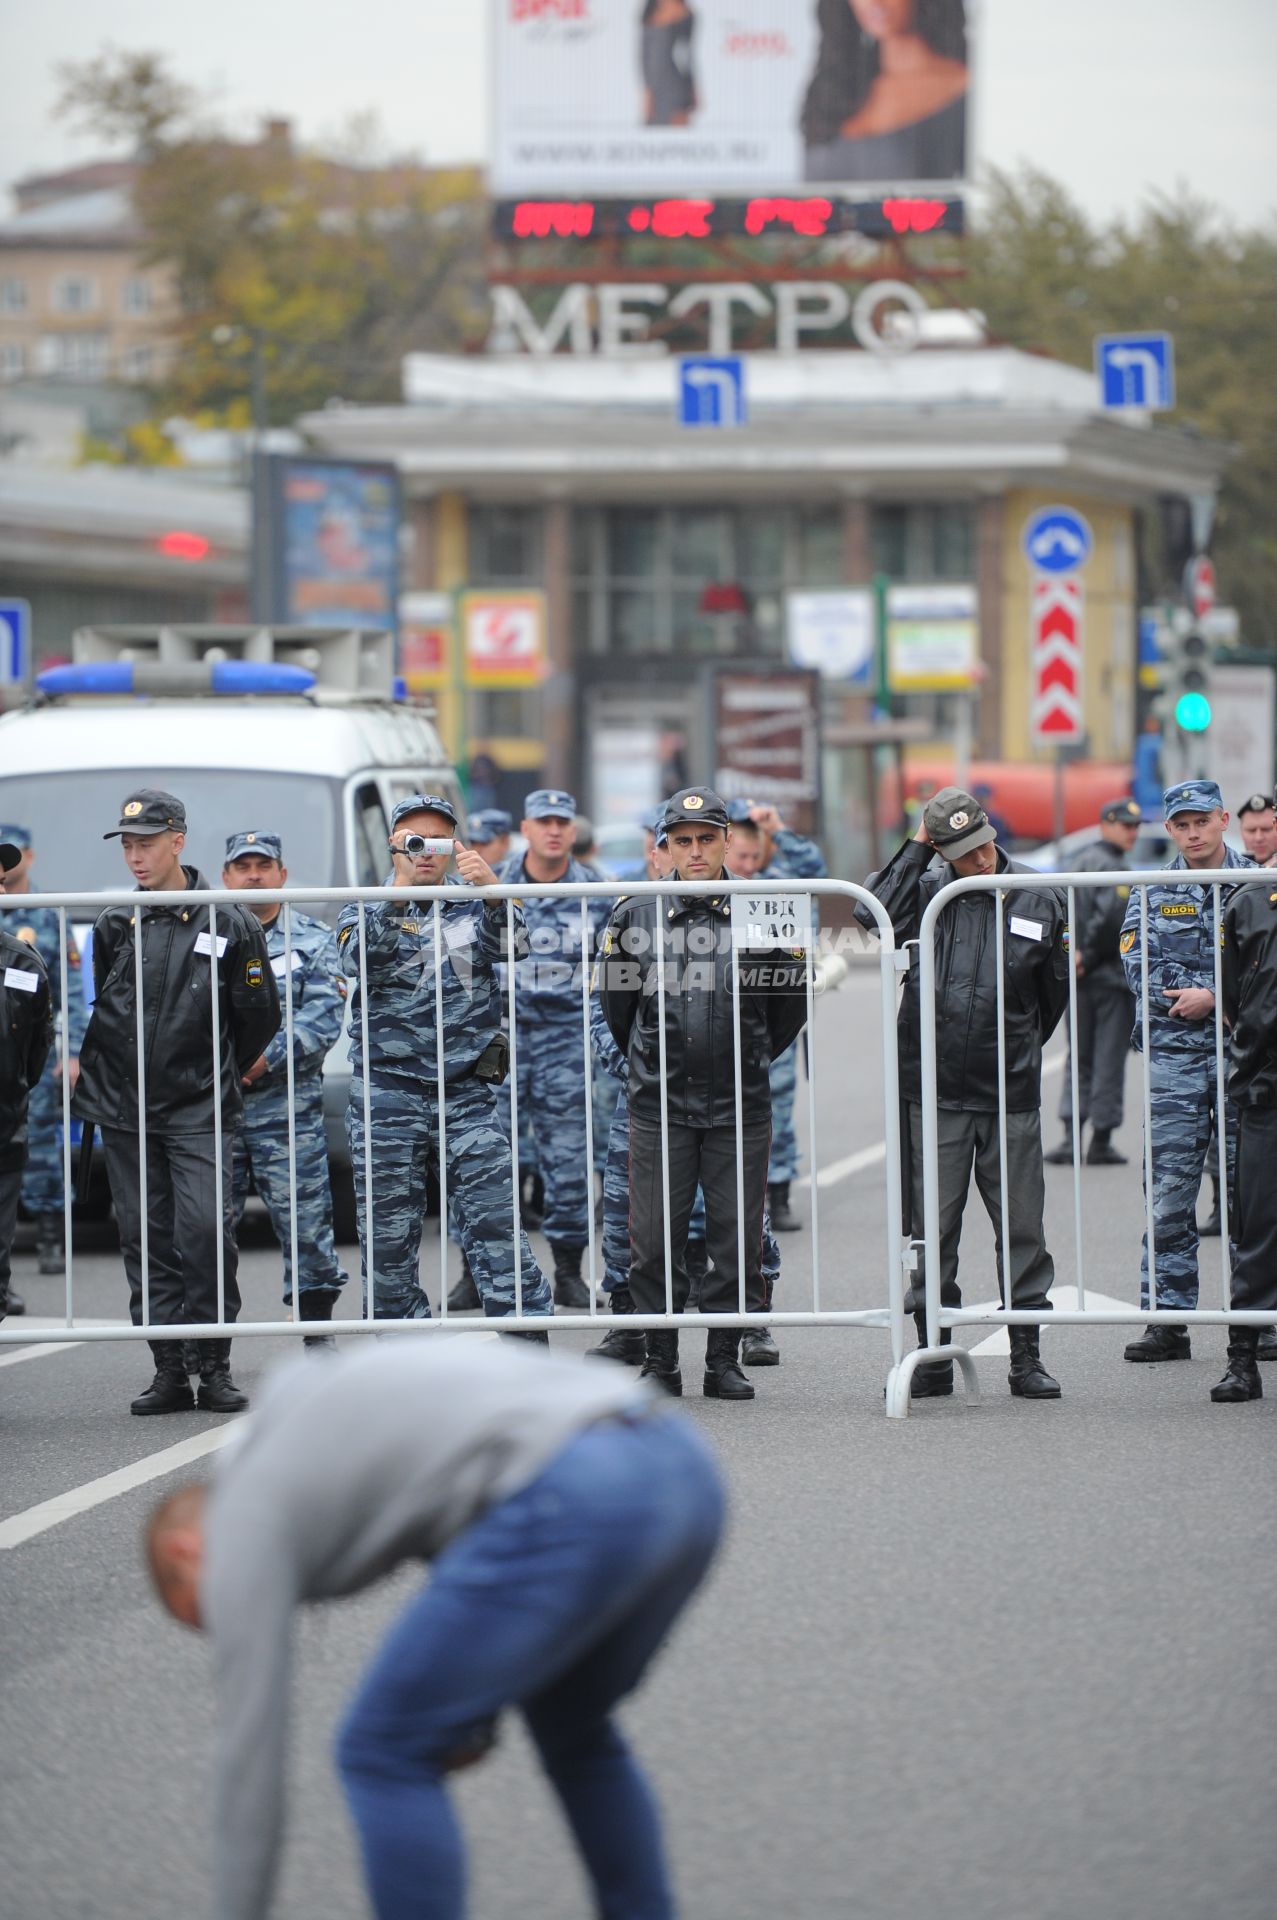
[1215, 870, 1277, 1394]
[221, 831, 349, 1349]
[724, 799, 825, 1232]
[73, 791, 279, 1415]
[499, 789, 610, 1309]
[0, 822, 88, 1279]
[336, 794, 553, 1327]
[467, 810, 514, 870]
[1236, 792, 1277, 867]
[1120, 779, 1253, 1362]
[861, 787, 1069, 1400]
[598, 788, 808, 1401]
[0, 841, 53, 1323]
[1044, 796, 1141, 1168]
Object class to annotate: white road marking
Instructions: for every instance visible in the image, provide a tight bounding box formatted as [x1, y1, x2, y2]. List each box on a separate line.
[966, 1291, 1138, 1356]
[0, 1422, 241, 1550]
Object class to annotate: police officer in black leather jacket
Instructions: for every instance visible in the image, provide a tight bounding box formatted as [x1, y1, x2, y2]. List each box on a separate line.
[598, 788, 808, 1402]
[0, 840, 53, 1320]
[1214, 874, 1277, 1396]
[74, 791, 278, 1416]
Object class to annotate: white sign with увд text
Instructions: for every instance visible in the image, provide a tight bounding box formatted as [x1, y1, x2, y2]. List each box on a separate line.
[730, 894, 814, 953]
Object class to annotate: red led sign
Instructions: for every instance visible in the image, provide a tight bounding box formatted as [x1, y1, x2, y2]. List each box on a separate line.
[155, 530, 211, 562]
[498, 197, 962, 243]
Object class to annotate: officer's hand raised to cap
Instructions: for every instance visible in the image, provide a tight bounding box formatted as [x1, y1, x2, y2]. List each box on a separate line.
[749, 804, 784, 835]
[913, 819, 932, 845]
[453, 839, 499, 891]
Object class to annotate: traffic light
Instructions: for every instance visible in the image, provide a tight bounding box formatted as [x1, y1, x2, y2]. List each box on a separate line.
[1165, 625, 1213, 734]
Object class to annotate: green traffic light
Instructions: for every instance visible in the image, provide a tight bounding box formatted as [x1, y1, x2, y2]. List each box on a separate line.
[1176, 691, 1213, 732]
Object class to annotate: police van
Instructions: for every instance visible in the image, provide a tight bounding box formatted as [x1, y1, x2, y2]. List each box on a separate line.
[0, 624, 462, 1235]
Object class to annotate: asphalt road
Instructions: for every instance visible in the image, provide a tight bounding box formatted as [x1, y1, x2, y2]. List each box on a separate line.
[2, 969, 1274, 1920]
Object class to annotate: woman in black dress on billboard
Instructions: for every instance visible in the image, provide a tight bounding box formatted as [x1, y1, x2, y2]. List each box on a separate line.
[802, 0, 968, 182]
[640, 0, 698, 128]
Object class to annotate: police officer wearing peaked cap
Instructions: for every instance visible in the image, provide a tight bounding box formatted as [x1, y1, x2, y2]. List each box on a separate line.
[468, 810, 514, 868]
[221, 830, 349, 1348]
[0, 841, 53, 1324]
[73, 790, 279, 1414]
[1236, 792, 1277, 868]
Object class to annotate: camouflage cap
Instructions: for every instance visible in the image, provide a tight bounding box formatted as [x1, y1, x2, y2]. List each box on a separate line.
[1163, 779, 1223, 817]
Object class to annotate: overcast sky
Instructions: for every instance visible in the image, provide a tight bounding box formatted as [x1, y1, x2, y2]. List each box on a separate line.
[3, 0, 1275, 228]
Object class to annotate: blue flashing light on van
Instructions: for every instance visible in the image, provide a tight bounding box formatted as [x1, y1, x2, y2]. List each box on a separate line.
[37, 661, 318, 698]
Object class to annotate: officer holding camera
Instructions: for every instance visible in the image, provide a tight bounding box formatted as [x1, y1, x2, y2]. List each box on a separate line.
[336, 795, 553, 1326]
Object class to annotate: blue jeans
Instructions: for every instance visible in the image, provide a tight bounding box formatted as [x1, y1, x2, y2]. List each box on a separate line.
[336, 1413, 726, 1919]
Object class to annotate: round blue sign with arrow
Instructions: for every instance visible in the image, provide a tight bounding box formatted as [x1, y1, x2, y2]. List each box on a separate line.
[1023, 507, 1093, 575]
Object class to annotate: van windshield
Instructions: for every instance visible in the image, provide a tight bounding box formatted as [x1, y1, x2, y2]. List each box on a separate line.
[0, 770, 341, 898]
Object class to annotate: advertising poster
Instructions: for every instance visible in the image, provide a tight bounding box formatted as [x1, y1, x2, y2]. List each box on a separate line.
[461, 591, 548, 687]
[273, 458, 401, 635]
[492, 0, 972, 195]
[714, 668, 821, 836]
[886, 583, 978, 691]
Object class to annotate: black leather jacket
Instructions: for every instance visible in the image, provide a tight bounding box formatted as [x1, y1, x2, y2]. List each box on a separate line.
[1067, 837, 1133, 988]
[73, 868, 279, 1133]
[861, 840, 1070, 1112]
[598, 876, 809, 1129]
[1222, 879, 1277, 1108]
[0, 928, 53, 1171]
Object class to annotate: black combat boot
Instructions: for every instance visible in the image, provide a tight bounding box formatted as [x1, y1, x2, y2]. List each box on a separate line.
[767, 1181, 801, 1232]
[35, 1214, 65, 1275]
[297, 1287, 340, 1352]
[640, 1328, 682, 1396]
[741, 1278, 780, 1366]
[1257, 1324, 1277, 1361]
[585, 1285, 646, 1365]
[520, 1171, 545, 1232]
[1200, 1177, 1222, 1237]
[1085, 1129, 1127, 1166]
[181, 1340, 204, 1376]
[1124, 1322, 1191, 1362]
[549, 1243, 590, 1310]
[130, 1343, 196, 1416]
[1008, 1325, 1061, 1398]
[1044, 1123, 1075, 1165]
[4, 1289, 25, 1315]
[1210, 1328, 1262, 1402]
[685, 1237, 708, 1311]
[197, 1340, 249, 1413]
[909, 1311, 953, 1398]
[446, 1255, 481, 1313]
[703, 1327, 754, 1400]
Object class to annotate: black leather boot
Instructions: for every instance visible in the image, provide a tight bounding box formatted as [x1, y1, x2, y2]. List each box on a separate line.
[1257, 1324, 1277, 1361]
[1124, 1322, 1191, 1362]
[640, 1328, 682, 1395]
[35, 1214, 65, 1274]
[181, 1340, 204, 1375]
[1085, 1129, 1127, 1166]
[742, 1276, 780, 1365]
[1200, 1178, 1222, 1237]
[446, 1255, 481, 1313]
[1044, 1123, 1075, 1165]
[910, 1311, 953, 1398]
[4, 1288, 25, 1315]
[297, 1287, 340, 1352]
[130, 1343, 195, 1416]
[704, 1327, 754, 1400]
[197, 1340, 249, 1413]
[1008, 1325, 1061, 1398]
[549, 1243, 590, 1310]
[1210, 1328, 1262, 1402]
[685, 1237, 708, 1311]
[767, 1181, 801, 1232]
[586, 1285, 646, 1365]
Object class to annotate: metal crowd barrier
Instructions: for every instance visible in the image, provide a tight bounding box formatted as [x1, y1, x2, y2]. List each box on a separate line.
[0, 880, 914, 1394]
[890, 866, 1277, 1417]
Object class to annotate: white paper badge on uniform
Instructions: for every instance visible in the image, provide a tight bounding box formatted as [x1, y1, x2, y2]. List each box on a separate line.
[270, 952, 305, 977]
[1009, 916, 1043, 942]
[443, 916, 478, 952]
[730, 894, 814, 952]
[194, 931, 229, 958]
[4, 966, 39, 992]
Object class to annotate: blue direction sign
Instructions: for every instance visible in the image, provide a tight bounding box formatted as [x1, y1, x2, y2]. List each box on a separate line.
[1095, 332, 1175, 411]
[679, 356, 746, 428]
[1022, 507, 1093, 575]
[0, 598, 31, 684]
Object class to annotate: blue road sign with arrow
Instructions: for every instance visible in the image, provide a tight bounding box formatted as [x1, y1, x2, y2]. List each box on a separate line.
[1095, 332, 1175, 411]
[1022, 508, 1093, 575]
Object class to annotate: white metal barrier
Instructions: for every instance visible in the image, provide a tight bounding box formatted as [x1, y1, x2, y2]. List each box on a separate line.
[890, 866, 1277, 1417]
[0, 879, 913, 1395]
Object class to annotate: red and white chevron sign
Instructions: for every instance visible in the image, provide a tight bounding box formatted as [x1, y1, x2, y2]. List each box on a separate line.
[1030, 575, 1084, 745]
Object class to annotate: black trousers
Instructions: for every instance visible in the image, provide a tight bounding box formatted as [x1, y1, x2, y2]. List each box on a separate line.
[904, 1103, 1055, 1315]
[627, 1116, 770, 1317]
[0, 1165, 20, 1314]
[1057, 979, 1134, 1131]
[1229, 1105, 1277, 1315]
[100, 1125, 240, 1330]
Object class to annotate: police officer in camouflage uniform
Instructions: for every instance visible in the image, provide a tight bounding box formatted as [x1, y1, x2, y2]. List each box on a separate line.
[499, 790, 610, 1309]
[467, 810, 514, 870]
[0, 841, 53, 1323]
[723, 800, 825, 1232]
[1120, 780, 1253, 1363]
[337, 795, 552, 1327]
[0, 823, 88, 1284]
[221, 831, 349, 1348]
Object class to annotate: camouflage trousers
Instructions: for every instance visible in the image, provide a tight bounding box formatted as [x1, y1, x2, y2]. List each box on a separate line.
[1139, 1049, 1237, 1312]
[500, 1017, 592, 1250]
[768, 1042, 800, 1184]
[234, 1082, 347, 1304]
[347, 1075, 552, 1320]
[20, 1068, 69, 1216]
[601, 1084, 782, 1304]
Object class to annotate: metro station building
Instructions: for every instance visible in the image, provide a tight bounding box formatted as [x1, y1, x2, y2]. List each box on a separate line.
[302, 337, 1226, 855]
